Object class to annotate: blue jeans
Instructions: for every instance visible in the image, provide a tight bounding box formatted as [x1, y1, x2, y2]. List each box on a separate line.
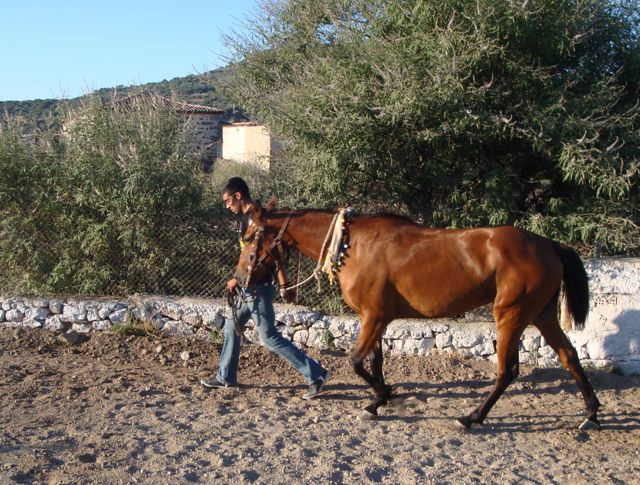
[216, 283, 326, 386]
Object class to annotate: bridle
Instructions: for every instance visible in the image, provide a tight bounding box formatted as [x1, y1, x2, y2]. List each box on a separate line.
[242, 213, 292, 289]
[242, 208, 352, 295]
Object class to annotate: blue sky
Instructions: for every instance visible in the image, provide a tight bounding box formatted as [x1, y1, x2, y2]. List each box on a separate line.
[0, 0, 260, 101]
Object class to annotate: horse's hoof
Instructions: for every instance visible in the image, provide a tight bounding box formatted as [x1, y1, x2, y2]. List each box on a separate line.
[455, 417, 472, 430]
[578, 418, 601, 431]
[358, 410, 378, 421]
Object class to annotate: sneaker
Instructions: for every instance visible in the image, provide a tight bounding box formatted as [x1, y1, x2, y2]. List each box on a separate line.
[302, 370, 330, 400]
[200, 376, 230, 388]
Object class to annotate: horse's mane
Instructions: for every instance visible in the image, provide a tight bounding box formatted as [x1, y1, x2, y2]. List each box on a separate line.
[267, 207, 419, 225]
[361, 212, 415, 223]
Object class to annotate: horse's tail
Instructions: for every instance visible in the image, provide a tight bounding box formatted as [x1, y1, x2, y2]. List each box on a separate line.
[552, 242, 590, 330]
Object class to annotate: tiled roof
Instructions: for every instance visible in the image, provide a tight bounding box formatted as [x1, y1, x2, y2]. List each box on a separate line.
[116, 91, 224, 114]
[221, 120, 259, 127]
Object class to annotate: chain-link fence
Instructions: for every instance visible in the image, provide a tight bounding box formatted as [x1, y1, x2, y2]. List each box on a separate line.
[0, 213, 348, 314]
[133, 218, 348, 312]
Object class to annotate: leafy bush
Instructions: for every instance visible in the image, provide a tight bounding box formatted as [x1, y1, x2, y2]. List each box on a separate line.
[0, 95, 237, 296]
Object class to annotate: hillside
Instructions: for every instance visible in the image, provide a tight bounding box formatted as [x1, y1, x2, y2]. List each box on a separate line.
[0, 68, 238, 132]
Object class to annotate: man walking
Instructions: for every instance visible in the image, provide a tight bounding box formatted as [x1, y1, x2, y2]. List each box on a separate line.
[200, 177, 330, 399]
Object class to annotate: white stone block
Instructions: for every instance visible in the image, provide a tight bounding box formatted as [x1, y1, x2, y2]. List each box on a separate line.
[44, 315, 65, 332]
[279, 313, 294, 326]
[152, 316, 170, 331]
[428, 322, 451, 333]
[160, 303, 183, 321]
[473, 340, 495, 356]
[586, 335, 617, 360]
[293, 329, 309, 345]
[86, 306, 100, 321]
[435, 333, 452, 348]
[306, 327, 326, 348]
[61, 304, 87, 322]
[182, 310, 202, 326]
[72, 323, 92, 333]
[27, 307, 50, 321]
[328, 318, 348, 336]
[451, 329, 482, 348]
[93, 320, 112, 331]
[98, 304, 117, 320]
[244, 328, 259, 344]
[109, 308, 129, 324]
[6, 309, 24, 322]
[49, 301, 63, 314]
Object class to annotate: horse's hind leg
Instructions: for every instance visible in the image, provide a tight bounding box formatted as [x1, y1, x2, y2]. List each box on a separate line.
[458, 312, 526, 429]
[533, 299, 601, 429]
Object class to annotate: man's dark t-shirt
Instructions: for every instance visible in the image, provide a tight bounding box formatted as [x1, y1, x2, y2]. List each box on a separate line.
[239, 208, 253, 241]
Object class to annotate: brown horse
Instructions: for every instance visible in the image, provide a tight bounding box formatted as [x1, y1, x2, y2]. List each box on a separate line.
[236, 199, 601, 430]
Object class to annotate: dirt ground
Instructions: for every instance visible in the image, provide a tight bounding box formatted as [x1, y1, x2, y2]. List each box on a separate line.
[1, 326, 639, 485]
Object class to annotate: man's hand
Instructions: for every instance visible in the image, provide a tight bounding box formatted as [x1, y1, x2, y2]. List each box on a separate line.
[226, 277, 239, 294]
[280, 287, 297, 303]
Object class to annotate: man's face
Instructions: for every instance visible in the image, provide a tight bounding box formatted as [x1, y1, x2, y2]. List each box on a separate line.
[222, 191, 242, 214]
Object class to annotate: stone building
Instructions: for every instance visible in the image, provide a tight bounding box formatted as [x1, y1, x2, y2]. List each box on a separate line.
[221, 121, 277, 170]
[116, 92, 225, 169]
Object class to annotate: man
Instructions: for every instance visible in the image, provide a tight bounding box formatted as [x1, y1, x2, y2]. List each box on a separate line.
[200, 177, 330, 400]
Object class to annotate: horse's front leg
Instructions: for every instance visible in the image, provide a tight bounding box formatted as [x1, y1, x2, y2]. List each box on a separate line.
[351, 321, 390, 418]
[368, 339, 394, 411]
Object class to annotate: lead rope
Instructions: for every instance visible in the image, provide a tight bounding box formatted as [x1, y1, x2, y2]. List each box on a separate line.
[227, 287, 244, 337]
[295, 249, 301, 304]
[282, 211, 340, 294]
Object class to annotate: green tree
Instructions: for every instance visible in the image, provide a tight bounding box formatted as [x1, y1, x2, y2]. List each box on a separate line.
[0, 95, 236, 296]
[219, 0, 639, 254]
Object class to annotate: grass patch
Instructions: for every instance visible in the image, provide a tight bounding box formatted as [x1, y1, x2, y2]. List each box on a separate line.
[111, 318, 162, 338]
[207, 328, 223, 344]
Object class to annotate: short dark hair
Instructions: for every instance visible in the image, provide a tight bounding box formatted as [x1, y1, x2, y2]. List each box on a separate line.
[222, 177, 251, 200]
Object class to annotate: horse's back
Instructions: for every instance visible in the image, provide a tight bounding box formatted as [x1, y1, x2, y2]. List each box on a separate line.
[344, 219, 563, 319]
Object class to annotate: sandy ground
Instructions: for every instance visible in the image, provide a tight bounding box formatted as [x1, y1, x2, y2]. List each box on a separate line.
[1, 326, 639, 484]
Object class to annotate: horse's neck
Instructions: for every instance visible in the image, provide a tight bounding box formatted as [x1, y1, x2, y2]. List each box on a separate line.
[286, 211, 336, 262]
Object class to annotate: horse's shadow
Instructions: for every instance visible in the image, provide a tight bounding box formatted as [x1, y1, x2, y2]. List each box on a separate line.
[368, 388, 640, 433]
[216, 369, 640, 433]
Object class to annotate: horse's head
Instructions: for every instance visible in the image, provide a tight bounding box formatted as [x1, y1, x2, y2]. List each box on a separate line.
[235, 197, 290, 288]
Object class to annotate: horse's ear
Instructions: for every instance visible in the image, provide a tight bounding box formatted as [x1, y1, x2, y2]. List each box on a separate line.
[252, 199, 264, 221]
[266, 195, 277, 213]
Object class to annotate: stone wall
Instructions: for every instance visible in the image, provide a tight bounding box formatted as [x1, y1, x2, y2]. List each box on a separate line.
[1, 258, 638, 374]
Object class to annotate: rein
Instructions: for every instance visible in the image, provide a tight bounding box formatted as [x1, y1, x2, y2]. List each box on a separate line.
[226, 286, 244, 337]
